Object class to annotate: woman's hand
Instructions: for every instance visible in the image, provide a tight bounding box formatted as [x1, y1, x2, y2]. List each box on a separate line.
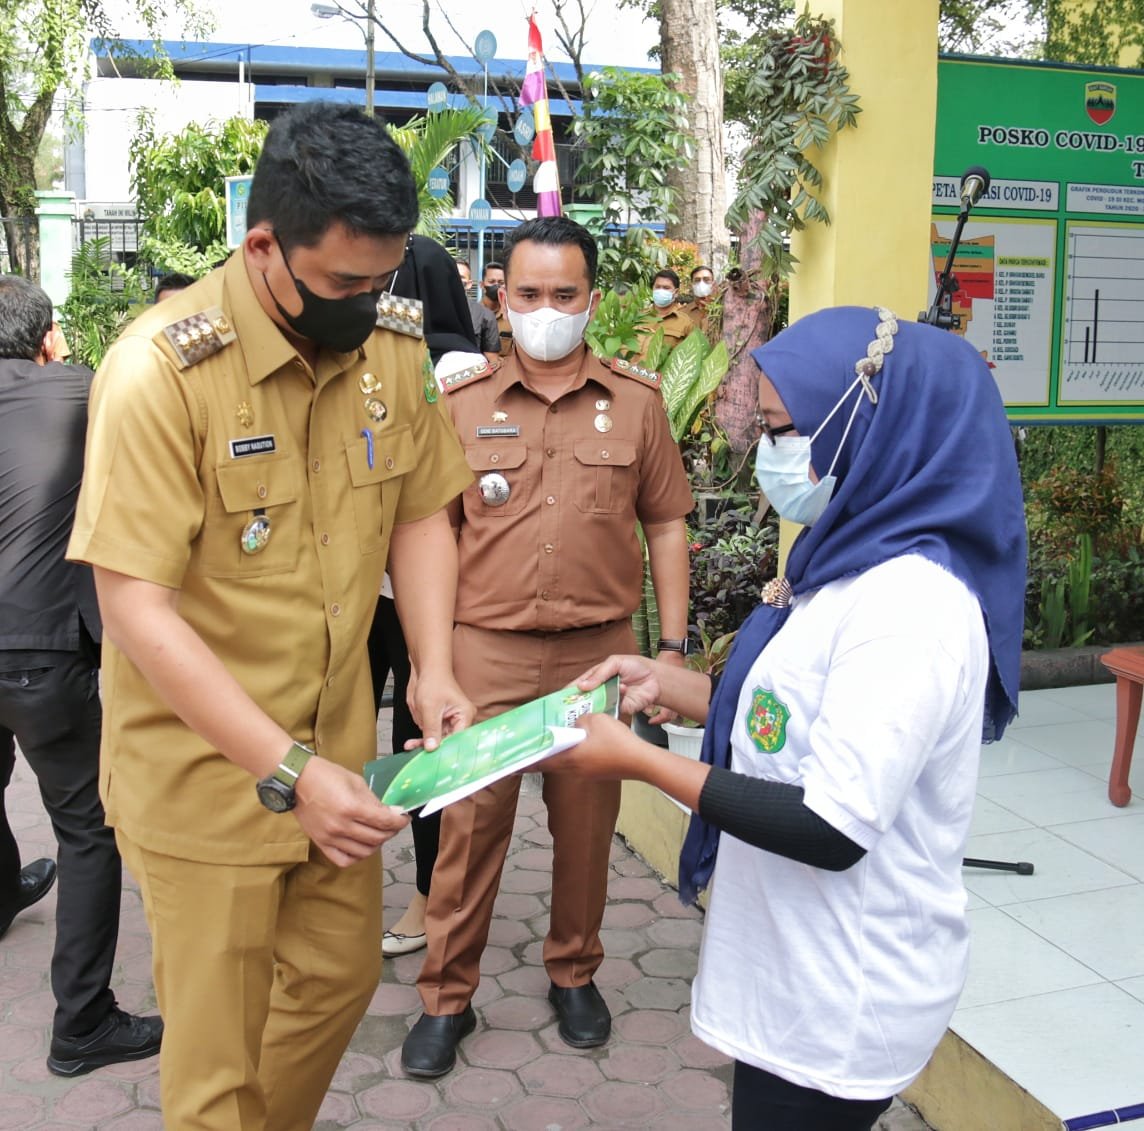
[544, 713, 646, 779]
[575, 654, 664, 718]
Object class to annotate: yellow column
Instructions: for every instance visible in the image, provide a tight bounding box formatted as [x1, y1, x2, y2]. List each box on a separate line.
[789, 0, 940, 324]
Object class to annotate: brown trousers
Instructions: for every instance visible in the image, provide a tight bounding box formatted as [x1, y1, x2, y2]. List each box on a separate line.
[417, 619, 635, 1015]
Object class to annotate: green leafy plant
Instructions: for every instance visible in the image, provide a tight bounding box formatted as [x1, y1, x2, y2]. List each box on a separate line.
[58, 237, 148, 369]
[660, 330, 730, 442]
[585, 285, 656, 360]
[725, 10, 861, 278]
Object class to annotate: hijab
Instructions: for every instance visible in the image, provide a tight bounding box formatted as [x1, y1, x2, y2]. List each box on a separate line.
[678, 306, 1027, 904]
[391, 235, 479, 363]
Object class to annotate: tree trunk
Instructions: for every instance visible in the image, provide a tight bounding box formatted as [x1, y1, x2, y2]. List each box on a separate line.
[659, 0, 731, 270]
[715, 210, 779, 453]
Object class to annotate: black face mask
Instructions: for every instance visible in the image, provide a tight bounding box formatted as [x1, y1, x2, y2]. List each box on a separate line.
[483, 284, 501, 303]
[264, 233, 380, 352]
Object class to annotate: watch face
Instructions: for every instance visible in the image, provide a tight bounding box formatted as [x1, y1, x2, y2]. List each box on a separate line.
[256, 779, 295, 812]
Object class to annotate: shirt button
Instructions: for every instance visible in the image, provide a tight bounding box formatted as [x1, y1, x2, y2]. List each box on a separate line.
[549, 405, 559, 414]
[257, 484, 268, 499]
[546, 495, 556, 505]
[385, 456, 394, 470]
[327, 676, 335, 688]
[320, 532, 330, 546]
[544, 543, 554, 554]
[490, 453, 500, 464]
[330, 603, 341, 617]
[601, 450, 610, 459]
[545, 447, 555, 458]
[541, 590, 550, 600]
[312, 458, 321, 473]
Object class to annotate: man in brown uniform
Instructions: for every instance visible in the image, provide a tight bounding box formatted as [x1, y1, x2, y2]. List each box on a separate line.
[479, 260, 514, 357]
[635, 268, 694, 362]
[402, 216, 693, 1078]
[67, 103, 474, 1130]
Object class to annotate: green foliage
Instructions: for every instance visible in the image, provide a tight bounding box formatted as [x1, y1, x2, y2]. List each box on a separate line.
[57, 238, 148, 369]
[572, 66, 693, 230]
[388, 106, 493, 238]
[660, 330, 730, 443]
[685, 627, 737, 679]
[585, 285, 657, 360]
[130, 113, 268, 276]
[1042, 0, 1144, 67]
[595, 226, 671, 292]
[726, 11, 861, 278]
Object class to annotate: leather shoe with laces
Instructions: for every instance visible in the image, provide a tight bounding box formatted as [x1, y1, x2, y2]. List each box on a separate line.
[0, 858, 57, 941]
[548, 981, 611, 1048]
[47, 1007, 163, 1077]
[401, 1005, 476, 1078]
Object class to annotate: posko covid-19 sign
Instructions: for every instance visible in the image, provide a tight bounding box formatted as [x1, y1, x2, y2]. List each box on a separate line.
[932, 57, 1144, 422]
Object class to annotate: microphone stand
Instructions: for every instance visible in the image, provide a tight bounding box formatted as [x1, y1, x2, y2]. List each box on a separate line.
[921, 189, 1036, 878]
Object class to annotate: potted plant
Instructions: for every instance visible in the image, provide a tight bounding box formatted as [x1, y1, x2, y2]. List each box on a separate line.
[662, 627, 736, 759]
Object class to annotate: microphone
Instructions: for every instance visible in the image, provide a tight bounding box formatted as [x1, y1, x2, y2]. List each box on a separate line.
[960, 166, 991, 210]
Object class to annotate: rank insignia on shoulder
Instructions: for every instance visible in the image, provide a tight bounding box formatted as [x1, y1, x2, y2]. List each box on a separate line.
[610, 356, 661, 388]
[160, 307, 237, 369]
[441, 358, 499, 394]
[376, 294, 424, 339]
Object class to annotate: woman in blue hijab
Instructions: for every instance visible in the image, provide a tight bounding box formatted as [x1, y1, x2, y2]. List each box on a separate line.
[546, 306, 1026, 1131]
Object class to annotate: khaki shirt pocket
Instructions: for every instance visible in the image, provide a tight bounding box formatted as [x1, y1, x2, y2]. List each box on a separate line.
[463, 441, 531, 519]
[346, 425, 415, 555]
[573, 439, 637, 514]
[198, 455, 302, 577]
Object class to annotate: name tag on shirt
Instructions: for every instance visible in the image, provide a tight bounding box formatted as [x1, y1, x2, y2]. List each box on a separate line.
[228, 434, 277, 459]
[476, 425, 521, 438]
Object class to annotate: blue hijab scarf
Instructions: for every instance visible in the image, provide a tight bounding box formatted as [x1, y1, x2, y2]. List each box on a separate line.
[678, 306, 1027, 905]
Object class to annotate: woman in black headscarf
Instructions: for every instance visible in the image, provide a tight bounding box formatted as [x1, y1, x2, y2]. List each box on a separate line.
[371, 234, 479, 956]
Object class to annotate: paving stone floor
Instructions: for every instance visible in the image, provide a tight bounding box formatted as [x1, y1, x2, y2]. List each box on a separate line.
[1, 756, 931, 1129]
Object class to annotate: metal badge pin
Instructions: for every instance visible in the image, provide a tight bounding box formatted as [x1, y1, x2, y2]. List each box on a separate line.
[594, 413, 614, 433]
[359, 371, 381, 395]
[492, 411, 509, 423]
[595, 399, 611, 411]
[241, 511, 272, 555]
[236, 401, 254, 428]
[478, 472, 511, 507]
[364, 397, 388, 423]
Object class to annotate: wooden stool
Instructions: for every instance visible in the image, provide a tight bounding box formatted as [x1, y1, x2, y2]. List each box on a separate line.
[1099, 646, 1144, 807]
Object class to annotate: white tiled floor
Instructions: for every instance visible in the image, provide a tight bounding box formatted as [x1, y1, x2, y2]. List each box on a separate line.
[954, 683, 1144, 1125]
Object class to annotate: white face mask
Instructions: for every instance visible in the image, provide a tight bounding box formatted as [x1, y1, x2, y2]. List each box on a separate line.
[506, 303, 592, 362]
[652, 288, 675, 308]
[692, 281, 713, 299]
[753, 373, 869, 526]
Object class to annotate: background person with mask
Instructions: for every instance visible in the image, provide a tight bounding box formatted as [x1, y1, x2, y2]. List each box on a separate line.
[401, 216, 694, 1079]
[479, 259, 513, 357]
[686, 263, 718, 335]
[543, 306, 1027, 1131]
[455, 257, 500, 363]
[636, 268, 692, 361]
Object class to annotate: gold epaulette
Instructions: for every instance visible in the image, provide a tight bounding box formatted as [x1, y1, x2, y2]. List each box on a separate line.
[159, 307, 236, 369]
[376, 294, 424, 339]
[441, 358, 499, 393]
[610, 356, 662, 389]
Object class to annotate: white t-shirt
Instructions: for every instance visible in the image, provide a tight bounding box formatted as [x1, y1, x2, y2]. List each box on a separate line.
[690, 553, 989, 1100]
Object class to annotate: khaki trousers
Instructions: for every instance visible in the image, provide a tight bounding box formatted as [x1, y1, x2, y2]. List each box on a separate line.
[117, 831, 381, 1131]
[417, 619, 634, 1015]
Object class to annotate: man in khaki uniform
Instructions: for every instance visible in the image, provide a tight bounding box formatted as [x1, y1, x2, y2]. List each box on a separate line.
[686, 263, 719, 336]
[67, 103, 474, 1131]
[635, 268, 694, 362]
[479, 260, 514, 357]
[401, 216, 693, 1078]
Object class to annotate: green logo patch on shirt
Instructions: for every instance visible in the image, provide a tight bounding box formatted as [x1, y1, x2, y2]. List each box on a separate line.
[746, 687, 789, 754]
[422, 354, 439, 403]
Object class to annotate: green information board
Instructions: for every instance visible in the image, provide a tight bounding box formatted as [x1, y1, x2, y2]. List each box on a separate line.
[933, 57, 1144, 422]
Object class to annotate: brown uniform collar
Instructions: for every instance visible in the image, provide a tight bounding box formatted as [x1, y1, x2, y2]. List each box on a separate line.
[491, 346, 620, 403]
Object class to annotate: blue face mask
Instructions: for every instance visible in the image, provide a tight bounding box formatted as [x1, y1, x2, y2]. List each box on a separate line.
[753, 374, 869, 526]
[652, 287, 675, 308]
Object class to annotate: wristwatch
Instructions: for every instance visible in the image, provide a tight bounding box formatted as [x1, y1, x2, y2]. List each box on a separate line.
[255, 742, 315, 813]
[657, 638, 694, 656]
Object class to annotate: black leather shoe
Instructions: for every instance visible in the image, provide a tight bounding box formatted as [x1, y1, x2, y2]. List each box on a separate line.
[401, 1005, 476, 1078]
[0, 858, 57, 941]
[47, 1007, 163, 1077]
[548, 981, 611, 1048]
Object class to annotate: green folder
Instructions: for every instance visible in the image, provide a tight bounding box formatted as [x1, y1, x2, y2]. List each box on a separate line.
[364, 676, 620, 815]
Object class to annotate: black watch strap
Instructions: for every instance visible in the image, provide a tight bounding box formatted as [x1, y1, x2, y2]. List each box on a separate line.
[657, 638, 693, 656]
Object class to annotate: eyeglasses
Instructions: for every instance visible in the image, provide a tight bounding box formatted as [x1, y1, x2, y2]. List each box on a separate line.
[754, 410, 797, 446]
